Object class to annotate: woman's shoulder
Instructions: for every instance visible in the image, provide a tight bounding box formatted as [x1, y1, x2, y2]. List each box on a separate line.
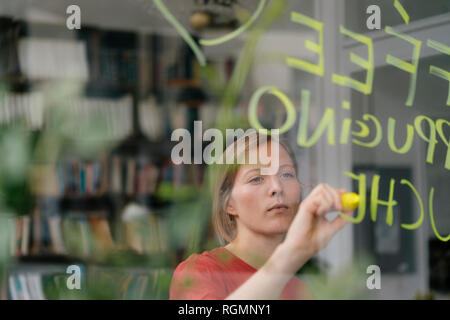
[170, 247, 233, 300]
[174, 247, 235, 274]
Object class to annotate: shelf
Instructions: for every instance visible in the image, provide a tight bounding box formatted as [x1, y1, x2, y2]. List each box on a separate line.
[0, 73, 27, 82]
[15, 254, 82, 265]
[34, 193, 183, 212]
[59, 195, 114, 212]
[111, 133, 175, 162]
[84, 81, 135, 98]
[165, 78, 201, 88]
[111, 193, 173, 208]
[12, 250, 174, 270]
[1, 19, 210, 289]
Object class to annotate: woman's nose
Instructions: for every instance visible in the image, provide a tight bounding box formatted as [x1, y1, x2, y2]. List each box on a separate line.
[268, 176, 283, 196]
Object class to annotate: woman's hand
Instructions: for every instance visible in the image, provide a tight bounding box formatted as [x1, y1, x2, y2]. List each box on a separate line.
[225, 183, 355, 300]
[281, 184, 354, 271]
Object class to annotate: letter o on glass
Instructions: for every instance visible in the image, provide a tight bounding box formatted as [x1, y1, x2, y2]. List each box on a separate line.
[248, 86, 296, 134]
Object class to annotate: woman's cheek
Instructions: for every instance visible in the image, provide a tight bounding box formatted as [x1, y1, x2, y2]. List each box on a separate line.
[284, 180, 301, 199]
[237, 186, 261, 211]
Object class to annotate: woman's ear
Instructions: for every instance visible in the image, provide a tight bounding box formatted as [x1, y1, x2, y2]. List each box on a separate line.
[226, 197, 238, 217]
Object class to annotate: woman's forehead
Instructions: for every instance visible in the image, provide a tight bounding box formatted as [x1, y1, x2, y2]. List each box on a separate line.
[237, 146, 294, 175]
[244, 142, 292, 162]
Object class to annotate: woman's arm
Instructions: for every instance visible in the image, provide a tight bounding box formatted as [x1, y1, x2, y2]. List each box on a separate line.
[225, 242, 309, 300]
[225, 184, 353, 300]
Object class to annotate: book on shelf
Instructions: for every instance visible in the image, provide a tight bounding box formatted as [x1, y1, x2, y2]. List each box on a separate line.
[8, 273, 46, 300]
[126, 158, 136, 196]
[88, 215, 115, 252]
[0, 92, 45, 129]
[26, 273, 46, 300]
[110, 155, 161, 196]
[62, 211, 112, 257]
[111, 156, 122, 194]
[9, 268, 167, 300]
[9, 273, 55, 300]
[20, 216, 31, 256]
[40, 198, 59, 254]
[8, 207, 111, 258]
[120, 203, 168, 255]
[0, 91, 132, 135]
[79, 214, 92, 256]
[10, 200, 171, 259]
[15, 217, 23, 257]
[18, 37, 89, 81]
[29, 164, 60, 197]
[68, 95, 133, 141]
[121, 50, 138, 85]
[121, 274, 150, 300]
[97, 49, 120, 84]
[8, 272, 61, 300]
[31, 153, 162, 198]
[30, 206, 41, 255]
[8, 275, 26, 300]
[48, 215, 66, 255]
[139, 97, 165, 141]
[8, 215, 33, 257]
[0, 18, 21, 78]
[99, 157, 109, 195]
[8, 218, 16, 257]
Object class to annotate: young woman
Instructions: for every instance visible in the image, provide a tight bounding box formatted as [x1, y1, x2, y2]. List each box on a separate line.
[169, 132, 354, 299]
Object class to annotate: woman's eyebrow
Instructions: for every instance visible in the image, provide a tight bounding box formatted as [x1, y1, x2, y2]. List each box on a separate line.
[243, 168, 260, 178]
[242, 164, 294, 179]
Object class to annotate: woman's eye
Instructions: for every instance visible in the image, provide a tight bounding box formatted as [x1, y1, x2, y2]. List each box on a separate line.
[281, 172, 294, 178]
[250, 176, 262, 183]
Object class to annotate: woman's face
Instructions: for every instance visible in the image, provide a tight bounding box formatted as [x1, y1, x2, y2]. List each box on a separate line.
[226, 142, 302, 237]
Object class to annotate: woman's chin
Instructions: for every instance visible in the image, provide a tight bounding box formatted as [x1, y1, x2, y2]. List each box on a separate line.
[269, 216, 294, 233]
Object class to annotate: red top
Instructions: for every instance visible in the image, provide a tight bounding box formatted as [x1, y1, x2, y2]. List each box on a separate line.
[169, 247, 313, 300]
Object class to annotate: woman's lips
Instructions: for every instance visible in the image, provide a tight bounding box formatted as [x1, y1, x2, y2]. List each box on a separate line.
[267, 204, 289, 211]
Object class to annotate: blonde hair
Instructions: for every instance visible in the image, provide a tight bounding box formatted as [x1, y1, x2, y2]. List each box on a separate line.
[211, 132, 298, 245]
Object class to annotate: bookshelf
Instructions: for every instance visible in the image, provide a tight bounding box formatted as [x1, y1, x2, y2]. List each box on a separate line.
[0, 15, 226, 300]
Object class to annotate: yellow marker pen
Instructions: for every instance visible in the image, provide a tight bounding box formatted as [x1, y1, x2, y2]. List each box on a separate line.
[341, 192, 360, 211]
